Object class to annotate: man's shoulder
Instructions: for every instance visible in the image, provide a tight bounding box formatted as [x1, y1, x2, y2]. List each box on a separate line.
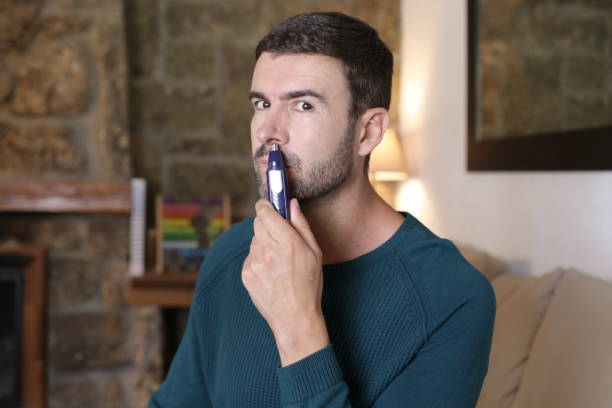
[391, 220, 495, 326]
[194, 216, 254, 292]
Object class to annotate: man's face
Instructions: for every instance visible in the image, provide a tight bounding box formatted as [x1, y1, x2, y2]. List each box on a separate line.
[250, 52, 356, 205]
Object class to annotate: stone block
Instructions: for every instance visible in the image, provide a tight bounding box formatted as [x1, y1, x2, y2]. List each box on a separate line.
[222, 42, 256, 156]
[40, 16, 90, 38]
[566, 55, 608, 91]
[4, 41, 90, 116]
[125, 0, 160, 77]
[131, 133, 162, 194]
[0, 0, 42, 53]
[49, 257, 99, 309]
[0, 215, 84, 251]
[0, 58, 13, 103]
[91, 12, 132, 180]
[130, 82, 216, 133]
[131, 307, 161, 341]
[50, 311, 130, 371]
[167, 159, 257, 216]
[356, 0, 400, 53]
[82, 216, 130, 259]
[166, 41, 216, 80]
[50, 381, 98, 408]
[126, 346, 163, 407]
[0, 122, 86, 175]
[165, 135, 221, 155]
[100, 260, 129, 305]
[56, 0, 121, 9]
[130, 307, 162, 365]
[222, 90, 253, 156]
[102, 378, 124, 407]
[167, 0, 264, 38]
[266, 0, 354, 27]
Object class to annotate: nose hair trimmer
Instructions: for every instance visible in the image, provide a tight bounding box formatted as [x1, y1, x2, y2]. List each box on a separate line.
[267, 144, 291, 220]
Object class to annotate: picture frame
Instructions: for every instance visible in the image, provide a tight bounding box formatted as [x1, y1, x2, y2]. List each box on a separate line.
[467, 0, 612, 171]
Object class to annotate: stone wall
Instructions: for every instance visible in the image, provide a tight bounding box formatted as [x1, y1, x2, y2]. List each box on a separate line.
[480, 0, 612, 140]
[128, 0, 401, 221]
[0, 0, 161, 407]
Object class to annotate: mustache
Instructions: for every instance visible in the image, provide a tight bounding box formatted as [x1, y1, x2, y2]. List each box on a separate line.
[253, 144, 302, 170]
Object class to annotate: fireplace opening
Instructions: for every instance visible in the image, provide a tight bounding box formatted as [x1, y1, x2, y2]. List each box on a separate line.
[0, 249, 46, 408]
[0, 270, 24, 407]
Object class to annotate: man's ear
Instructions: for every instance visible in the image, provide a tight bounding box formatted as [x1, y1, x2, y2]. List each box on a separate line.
[356, 108, 390, 158]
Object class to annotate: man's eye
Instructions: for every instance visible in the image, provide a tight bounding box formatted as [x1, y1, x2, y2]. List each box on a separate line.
[254, 100, 270, 109]
[296, 101, 313, 111]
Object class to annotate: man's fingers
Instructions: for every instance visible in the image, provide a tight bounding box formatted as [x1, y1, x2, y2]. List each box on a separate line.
[289, 198, 320, 253]
[255, 199, 294, 241]
[254, 214, 278, 244]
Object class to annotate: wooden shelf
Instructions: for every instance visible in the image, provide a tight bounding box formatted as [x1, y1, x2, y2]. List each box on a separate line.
[127, 272, 197, 307]
[0, 181, 132, 214]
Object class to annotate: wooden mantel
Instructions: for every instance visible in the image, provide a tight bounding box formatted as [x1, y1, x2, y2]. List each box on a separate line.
[0, 180, 198, 307]
[0, 181, 131, 214]
[127, 272, 197, 307]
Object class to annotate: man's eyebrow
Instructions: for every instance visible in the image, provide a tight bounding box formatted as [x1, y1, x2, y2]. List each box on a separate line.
[248, 90, 327, 104]
[249, 91, 266, 101]
[282, 90, 327, 103]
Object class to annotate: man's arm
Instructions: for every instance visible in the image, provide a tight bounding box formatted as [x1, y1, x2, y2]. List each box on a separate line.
[275, 280, 495, 408]
[371, 282, 496, 407]
[242, 198, 330, 366]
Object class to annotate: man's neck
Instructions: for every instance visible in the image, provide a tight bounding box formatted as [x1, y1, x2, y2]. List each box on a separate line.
[301, 178, 405, 265]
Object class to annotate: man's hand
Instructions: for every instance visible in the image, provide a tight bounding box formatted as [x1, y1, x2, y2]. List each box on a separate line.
[242, 198, 330, 367]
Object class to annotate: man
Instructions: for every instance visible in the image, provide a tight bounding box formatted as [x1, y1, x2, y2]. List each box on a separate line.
[150, 12, 495, 407]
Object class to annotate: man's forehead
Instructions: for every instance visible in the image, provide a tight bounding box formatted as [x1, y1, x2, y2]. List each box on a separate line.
[250, 52, 349, 97]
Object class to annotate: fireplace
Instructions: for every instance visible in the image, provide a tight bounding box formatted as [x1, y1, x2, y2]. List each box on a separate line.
[0, 249, 46, 408]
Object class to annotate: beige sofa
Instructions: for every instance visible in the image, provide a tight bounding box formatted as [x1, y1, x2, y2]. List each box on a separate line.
[457, 245, 612, 408]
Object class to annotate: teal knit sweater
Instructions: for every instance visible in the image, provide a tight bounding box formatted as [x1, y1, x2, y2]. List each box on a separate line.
[149, 212, 496, 407]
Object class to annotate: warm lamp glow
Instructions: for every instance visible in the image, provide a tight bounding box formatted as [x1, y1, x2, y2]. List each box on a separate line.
[396, 179, 427, 220]
[369, 128, 408, 181]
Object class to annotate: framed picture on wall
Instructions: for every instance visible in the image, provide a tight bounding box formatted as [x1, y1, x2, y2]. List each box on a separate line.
[467, 0, 612, 171]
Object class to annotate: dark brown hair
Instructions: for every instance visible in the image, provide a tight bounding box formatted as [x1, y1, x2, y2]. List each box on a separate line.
[255, 12, 393, 121]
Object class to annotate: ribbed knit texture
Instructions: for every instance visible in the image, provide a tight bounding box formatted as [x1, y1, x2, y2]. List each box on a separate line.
[149, 212, 496, 408]
[277, 345, 344, 404]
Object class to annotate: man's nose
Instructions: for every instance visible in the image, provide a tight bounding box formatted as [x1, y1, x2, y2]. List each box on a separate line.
[254, 109, 289, 147]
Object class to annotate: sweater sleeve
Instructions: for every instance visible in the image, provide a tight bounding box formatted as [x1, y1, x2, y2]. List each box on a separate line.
[277, 277, 495, 408]
[371, 278, 496, 408]
[148, 296, 213, 408]
[277, 345, 352, 408]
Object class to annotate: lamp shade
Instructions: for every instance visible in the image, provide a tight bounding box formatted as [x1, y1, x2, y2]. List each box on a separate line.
[369, 128, 408, 181]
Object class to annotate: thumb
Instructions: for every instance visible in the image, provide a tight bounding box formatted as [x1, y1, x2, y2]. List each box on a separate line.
[289, 198, 319, 251]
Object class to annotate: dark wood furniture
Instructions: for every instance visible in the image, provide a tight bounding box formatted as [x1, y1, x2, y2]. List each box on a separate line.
[127, 272, 197, 307]
[0, 248, 47, 408]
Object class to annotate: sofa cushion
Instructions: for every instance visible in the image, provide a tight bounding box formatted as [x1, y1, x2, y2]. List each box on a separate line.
[476, 268, 565, 408]
[511, 269, 612, 408]
[456, 243, 509, 281]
